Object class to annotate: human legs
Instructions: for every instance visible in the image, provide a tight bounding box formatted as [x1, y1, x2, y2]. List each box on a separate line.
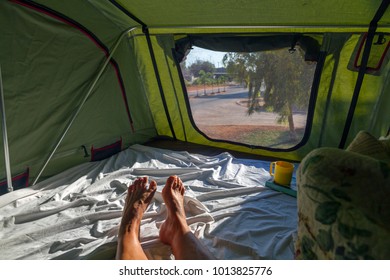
[116, 177, 157, 260]
[159, 175, 215, 260]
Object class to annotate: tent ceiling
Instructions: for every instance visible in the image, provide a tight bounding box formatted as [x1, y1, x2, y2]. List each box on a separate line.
[115, 0, 390, 28]
[33, 0, 390, 32]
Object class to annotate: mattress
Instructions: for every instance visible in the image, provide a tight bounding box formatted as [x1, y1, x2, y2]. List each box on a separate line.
[0, 144, 298, 260]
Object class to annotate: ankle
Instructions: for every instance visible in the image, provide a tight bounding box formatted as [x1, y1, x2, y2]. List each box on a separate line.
[120, 224, 140, 240]
[172, 221, 191, 240]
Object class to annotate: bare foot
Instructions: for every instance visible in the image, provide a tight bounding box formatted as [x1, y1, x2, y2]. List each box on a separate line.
[159, 175, 191, 245]
[116, 177, 156, 259]
[159, 176, 215, 260]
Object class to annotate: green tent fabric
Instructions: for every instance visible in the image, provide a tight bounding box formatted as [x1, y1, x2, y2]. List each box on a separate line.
[1, 0, 390, 185]
[115, 0, 390, 28]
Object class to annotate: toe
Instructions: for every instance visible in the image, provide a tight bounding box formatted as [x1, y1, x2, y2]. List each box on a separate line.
[141, 177, 148, 190]
[176, 177, 185, 193]
[166, 175, 177, 189]
[178, 177, 183, 186]
[149, 180, 157, 192]
[133, 177, 143, 188]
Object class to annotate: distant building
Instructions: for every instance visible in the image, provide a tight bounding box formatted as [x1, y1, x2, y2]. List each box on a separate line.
[214, 67, 227, 79]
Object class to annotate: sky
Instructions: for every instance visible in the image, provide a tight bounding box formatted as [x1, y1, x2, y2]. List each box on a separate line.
[184, 47, 227, 68]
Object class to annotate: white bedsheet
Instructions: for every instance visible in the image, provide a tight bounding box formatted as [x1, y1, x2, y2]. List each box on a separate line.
[0, 144, 297, 260]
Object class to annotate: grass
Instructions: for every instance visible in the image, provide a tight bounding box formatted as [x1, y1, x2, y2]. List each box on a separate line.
[234, 128, 305, 149]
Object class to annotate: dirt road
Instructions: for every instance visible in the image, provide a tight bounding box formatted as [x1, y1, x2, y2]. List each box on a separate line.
[188, 85, 307, 128]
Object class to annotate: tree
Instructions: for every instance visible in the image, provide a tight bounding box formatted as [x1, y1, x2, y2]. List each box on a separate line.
[180, 61, 192, 82]
[217, 75, 228, 92]
[197, 70, 214, 94]
[223, 47, 315, 140]
[189, 60, 215, 77]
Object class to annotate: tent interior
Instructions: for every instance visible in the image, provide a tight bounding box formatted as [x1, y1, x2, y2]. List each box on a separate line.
[0, 0, 389, 260]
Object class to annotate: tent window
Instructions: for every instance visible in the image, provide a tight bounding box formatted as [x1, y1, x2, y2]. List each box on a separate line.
[179, 45, 317, 149]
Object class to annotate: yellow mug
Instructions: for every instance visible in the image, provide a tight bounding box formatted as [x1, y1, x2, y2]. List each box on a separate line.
[269, 161, 294, 186]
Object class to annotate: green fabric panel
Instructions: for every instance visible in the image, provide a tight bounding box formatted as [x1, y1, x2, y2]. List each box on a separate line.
[316, 36, 362, 147]
[369, 60, 390, 136]
[152, 27, 390, 35]
[321, 34, 388, 147]
[348, 64, 389, 140]
[153, 35, 187, 140]
[0, 2, 156, 182]
[313, 33, 354, 148]
[116, 0, 390, 27]
[131, 35, 173, 137]
[1, 2, 103, 175]
[112, 37, 156, 137]
[35, 0, 139, 42]
[307, 34, 389, 147]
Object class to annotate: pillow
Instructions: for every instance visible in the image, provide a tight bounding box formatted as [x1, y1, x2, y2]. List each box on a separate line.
[346, 131, 390, 162]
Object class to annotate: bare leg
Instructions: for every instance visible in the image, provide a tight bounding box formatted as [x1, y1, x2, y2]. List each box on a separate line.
[116, 177, 157, 260]
[159, 175, 215, 260]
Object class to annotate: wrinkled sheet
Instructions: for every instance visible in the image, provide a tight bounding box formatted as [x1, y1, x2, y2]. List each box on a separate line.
[0, 144, 297, 260]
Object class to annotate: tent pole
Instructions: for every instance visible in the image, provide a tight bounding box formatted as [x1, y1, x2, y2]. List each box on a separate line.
[32, 27, 137, 185]
[0, 65, 13, 192]
[338, 0, 390, 148]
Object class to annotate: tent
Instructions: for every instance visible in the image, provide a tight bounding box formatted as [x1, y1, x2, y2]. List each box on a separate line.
[0, 0, 389, 260]
[1, 0, 389, 184]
